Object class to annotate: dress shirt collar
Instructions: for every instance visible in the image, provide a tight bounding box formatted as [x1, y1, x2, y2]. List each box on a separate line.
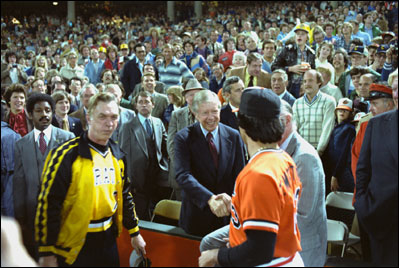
[245, 68, 257, 87]
[200, 124, 219, 140]
[34, 124, 53, 144]
[138, 113, 152, 126]
[304, 90, 321, 104]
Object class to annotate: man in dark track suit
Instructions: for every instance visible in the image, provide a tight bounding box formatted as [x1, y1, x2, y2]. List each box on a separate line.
[174, 90, 245, 236]
[354, 108, 398, 267]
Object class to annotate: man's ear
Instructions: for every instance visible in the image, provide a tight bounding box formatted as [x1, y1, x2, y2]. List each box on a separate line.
[26, 112, 33, 120]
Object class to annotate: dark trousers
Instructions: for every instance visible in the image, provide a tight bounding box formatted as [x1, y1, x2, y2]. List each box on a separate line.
[132, 185, 172, 221]
[358, 221, 372, 263]
[57, 225, 119, 267]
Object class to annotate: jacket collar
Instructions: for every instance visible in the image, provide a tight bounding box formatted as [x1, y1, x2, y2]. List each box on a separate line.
[78, 131, 124, 160]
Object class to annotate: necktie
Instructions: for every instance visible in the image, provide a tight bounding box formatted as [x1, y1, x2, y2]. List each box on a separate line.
[39, 132, 47, 155]
[145, 119, 153, 137]
[62, 118, 69, 131]
[206, 132, 218, 168]
[248, 76, 254, 87]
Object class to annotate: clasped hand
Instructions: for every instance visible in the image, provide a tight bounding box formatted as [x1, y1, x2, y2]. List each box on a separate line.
[208, 193, 231, 217]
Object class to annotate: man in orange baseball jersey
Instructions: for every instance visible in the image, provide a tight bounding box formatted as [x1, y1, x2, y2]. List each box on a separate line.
[199, 88, 303, 267]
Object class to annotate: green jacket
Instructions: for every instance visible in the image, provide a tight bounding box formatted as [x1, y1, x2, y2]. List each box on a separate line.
[359, 24, 382, 39]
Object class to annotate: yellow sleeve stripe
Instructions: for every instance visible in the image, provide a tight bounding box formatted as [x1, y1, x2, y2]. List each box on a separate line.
[128, 226, 140, 235]
[38, 246, 70, 259]
[35, 137, 80, 244]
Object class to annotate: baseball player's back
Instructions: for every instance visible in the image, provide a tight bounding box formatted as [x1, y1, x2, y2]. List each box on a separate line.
[229, 149, 302, 263]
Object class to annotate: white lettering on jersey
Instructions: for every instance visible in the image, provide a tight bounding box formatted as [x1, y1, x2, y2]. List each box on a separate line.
[93, 167, 116, 186]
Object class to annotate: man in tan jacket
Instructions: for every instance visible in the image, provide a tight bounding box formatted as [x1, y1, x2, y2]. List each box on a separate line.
[227, 52, 271, 89]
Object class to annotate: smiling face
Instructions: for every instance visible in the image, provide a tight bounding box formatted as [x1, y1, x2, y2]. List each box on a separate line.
[10, 92, 26, 114]
[55, 98, 70, 117]
[333, 53, 345, 69]
[195, 101, 220, 132]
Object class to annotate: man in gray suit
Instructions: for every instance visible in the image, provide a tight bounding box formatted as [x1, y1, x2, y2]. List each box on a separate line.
[278, 100, 327, 267]
[119, 91, 170, 220]
[167, 79, 204, 200]
[13, 93, 75, 261]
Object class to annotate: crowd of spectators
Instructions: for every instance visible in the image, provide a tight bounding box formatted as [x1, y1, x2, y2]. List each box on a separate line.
[1, 1, 398, 267]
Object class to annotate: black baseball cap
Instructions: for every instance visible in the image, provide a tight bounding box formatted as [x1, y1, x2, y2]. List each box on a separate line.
[239, 87, 281, 119]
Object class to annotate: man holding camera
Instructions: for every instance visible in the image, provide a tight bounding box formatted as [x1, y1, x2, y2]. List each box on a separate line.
[1, 51, 28, 87]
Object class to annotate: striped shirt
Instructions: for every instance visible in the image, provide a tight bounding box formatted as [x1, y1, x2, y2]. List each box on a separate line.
[293, 91, 336, 155]
[158, 57, 194, 89]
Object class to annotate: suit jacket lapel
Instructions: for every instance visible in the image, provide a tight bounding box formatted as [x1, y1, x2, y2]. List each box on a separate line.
[24, 132, 41, 182]
[217, 125, 232, 180]
[285, 132, 299, 157]
[132, 117, 148, 158]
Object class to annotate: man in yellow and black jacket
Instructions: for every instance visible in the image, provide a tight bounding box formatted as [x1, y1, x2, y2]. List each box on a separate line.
[35, 92, 146, 267]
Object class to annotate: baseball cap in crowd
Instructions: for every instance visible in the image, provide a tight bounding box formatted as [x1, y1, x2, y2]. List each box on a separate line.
[120, 43, 128, 50]
[349, 46, 366, 56]
[376, 44, 389, 54]
[294, 24, 310, 34]
[352, 112, 366, 122]
[98, 46, 107, 53]
[366, 83, 393, 100]
[239, 87, 281, 119]
[182, 32, 192, 38]
[335, 98, 353, 111]
[367, 43, 379, 50]
[381, 31, 395, 39]
[182, 78, 205, 95]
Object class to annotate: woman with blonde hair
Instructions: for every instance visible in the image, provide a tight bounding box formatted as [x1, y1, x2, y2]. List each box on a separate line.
[26, 55, 48, 76]
[148, 27, 160, 49]
[162, 85, 185, 128]
[316, 41, 335, 84]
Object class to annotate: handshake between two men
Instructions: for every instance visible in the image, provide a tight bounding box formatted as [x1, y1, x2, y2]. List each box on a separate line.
[208, 193, 232, 217]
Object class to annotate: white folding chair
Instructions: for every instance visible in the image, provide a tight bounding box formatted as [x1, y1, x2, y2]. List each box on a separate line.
[326, 191, 361, 258]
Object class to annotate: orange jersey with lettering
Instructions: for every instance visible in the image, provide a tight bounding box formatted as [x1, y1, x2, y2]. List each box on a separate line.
[229, 149, 302, 258]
